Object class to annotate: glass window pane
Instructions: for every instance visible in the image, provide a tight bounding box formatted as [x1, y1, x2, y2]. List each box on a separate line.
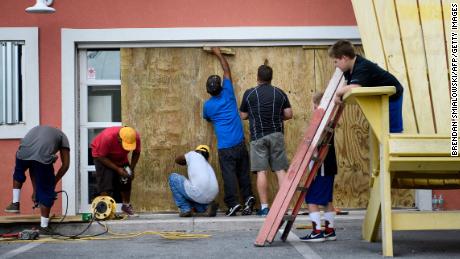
[87, 50, 120, 80]
[87, 85, 121, 122]
[88, 128, 105, 166]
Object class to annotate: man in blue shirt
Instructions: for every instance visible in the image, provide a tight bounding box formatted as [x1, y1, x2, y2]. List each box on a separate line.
[203, 47, 255, 216]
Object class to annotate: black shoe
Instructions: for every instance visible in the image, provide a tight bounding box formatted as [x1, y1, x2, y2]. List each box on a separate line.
[38, 226, 54, 236]
[242, 196, 255, 215]
[5, 202, 20, 213]
[225, 204, 242, 216]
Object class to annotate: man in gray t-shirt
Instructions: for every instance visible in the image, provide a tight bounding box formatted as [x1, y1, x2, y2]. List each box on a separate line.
[5, 125, 70, 233]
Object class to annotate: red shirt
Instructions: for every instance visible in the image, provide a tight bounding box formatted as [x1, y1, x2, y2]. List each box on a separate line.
[91, 126, 141, 166]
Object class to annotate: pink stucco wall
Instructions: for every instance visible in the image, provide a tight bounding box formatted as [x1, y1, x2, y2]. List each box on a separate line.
[3, 0, 456, 215]
[0, 0, 357, 215]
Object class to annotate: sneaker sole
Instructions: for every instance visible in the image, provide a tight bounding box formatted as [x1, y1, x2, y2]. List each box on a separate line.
[242, 197, 255, 215]
[225, 205, 242, 216]
[300, 238, 326, 242]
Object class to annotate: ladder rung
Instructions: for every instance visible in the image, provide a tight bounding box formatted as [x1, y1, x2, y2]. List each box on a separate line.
[296, 186, 308, 192]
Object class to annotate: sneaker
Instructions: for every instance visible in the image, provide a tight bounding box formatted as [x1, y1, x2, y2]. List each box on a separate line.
[225, 204, 242, 216]
[38, 226, 54, 236]
[5, 202, 20, 213]
[179, 211, 192, 217]
[242, 196, 255, 216]
[300, 230, 326, 242]
[256, 207, 270, 217]
[121, 204, 135, 216]
[324, 228, 337, 241]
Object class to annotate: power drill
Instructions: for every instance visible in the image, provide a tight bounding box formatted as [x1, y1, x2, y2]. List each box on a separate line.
[1, 229, 40, 240]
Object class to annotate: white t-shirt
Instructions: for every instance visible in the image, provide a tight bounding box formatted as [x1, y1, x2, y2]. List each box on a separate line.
[183, 151, 219, 204]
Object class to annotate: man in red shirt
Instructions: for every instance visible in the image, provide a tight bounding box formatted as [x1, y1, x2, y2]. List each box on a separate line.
[91, 126, 141, 216]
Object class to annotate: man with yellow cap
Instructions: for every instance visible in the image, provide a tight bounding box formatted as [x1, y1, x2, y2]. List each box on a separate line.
[91, 126, 141, 216]
[168, 145, 219, 217]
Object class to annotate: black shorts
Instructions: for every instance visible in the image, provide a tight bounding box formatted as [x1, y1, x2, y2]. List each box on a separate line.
[13, 157, 56, 208]
[94, 160, 131, 195]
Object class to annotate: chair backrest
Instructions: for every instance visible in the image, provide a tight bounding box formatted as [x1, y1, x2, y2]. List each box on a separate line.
[351, 0, 451, 134]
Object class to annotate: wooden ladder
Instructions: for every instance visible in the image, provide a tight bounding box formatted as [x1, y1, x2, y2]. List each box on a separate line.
[255, 68, 345, 246]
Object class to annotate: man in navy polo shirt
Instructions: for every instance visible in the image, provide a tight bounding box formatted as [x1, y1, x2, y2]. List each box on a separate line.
[203, 47, 255, 216]
[330, 40, 403, 133]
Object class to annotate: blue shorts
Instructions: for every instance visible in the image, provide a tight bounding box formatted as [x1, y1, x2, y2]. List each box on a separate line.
[305, 174, 335, 206]
[389, 94, 403, 133]
[13, 157, 56, 208]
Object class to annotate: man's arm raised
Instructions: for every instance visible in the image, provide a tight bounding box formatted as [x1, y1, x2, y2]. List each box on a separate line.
[212, 47, 232, 80]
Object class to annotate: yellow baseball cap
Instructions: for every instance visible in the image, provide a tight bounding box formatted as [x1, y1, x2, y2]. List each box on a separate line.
[119, 127, 137, 151]
[195, 145, 210, 153]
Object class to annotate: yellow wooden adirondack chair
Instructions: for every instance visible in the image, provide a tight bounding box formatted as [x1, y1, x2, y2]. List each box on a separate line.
[344, 0, 460, 256]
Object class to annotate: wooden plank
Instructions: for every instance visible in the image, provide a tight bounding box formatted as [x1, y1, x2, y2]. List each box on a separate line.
[389, 138, 452, 156]
[343, 86, 396, 102]
[373, 0, 417, 134]
[379, 93, 393, 257]
[389, 157, 460, 171]
[351, 0, 386, 67]
[419, 0, 451, 134]
[395, 0, 435, 134]
[362, 174, 381, 242]
[389, 134, 449, 139]
[392, 211, 460, 230]
[202, 47, 235, 56]
[0, 215, 84, 224]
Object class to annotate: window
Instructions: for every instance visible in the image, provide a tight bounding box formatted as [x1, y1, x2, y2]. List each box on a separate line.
[0, 41, 23, 125]
[0, 28, 39, 139]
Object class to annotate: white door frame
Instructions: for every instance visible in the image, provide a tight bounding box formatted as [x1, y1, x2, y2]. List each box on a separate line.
[62, 26, 366, 215]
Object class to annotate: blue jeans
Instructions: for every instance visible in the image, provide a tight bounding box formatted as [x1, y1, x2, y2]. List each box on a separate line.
[168, 173, 208, 213]
[389, 94, 403, 133]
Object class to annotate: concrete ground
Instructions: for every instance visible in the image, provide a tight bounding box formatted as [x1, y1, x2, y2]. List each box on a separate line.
[1, 211, 459, 258]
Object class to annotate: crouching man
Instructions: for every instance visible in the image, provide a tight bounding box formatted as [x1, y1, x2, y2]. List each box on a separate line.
[91, 126, 141, 216]
[169, 145, 219, 217]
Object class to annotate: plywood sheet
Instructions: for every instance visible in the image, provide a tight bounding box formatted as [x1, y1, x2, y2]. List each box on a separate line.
[121, 46, 414, 212]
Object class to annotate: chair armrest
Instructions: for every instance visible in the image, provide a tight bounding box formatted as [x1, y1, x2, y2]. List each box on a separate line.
[343, 86, 396, 104]
[341, 86, 396, 142]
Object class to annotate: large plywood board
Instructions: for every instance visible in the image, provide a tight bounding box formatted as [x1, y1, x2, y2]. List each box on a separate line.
[121, 46, 414, 212]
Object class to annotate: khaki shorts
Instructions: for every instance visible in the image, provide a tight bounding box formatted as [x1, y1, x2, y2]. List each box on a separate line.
[250, 132, 289, 172]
